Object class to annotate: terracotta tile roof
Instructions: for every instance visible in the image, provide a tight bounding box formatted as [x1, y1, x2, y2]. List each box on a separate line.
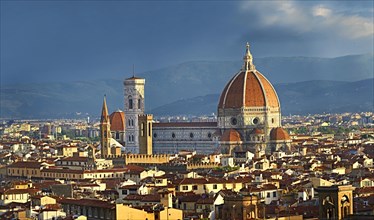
[251, 128, 264, 135]
[218, 70, 280, 109]
[59, 157, 89, 162]
[59, 198, 115, 209]
[141, 194, 160, 202]
[42, 168, 83, 174]
[196, 197, 214, 204]
[261, 184, 278, 190]
[84, 168, 127, 173]
[7, 161, 42, 169]
[124, 164, 145, 172]
[221, 129, 242, 142]
[109, 111, 125, 131]
[179, 178, 208, 185]
[0, 188, 39, 195]
[178, 194, 202, 203]
[270, 127, 290, 141]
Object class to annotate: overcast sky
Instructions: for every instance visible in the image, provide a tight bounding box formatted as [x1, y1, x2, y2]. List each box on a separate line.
[1, 0, 373, 84]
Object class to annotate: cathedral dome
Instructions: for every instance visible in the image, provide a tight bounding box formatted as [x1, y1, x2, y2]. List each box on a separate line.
[221, 129, 242, 142]
[218, 43, 279, 109]
[109, 110, 125, 131]
[270, 127, 290, 141]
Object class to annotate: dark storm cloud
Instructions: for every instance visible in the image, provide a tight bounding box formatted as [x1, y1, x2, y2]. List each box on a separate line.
[1, 1, 372, 84]
[234, 1, 373, 57]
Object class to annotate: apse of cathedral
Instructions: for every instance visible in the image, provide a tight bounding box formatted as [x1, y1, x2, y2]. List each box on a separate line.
[100, 43, 291, 156]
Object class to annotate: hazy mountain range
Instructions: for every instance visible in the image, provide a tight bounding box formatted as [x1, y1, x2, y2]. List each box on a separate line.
[1, 54, 373, 119]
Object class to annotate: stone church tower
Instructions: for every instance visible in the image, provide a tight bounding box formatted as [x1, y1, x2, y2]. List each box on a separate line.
[124, 76, 145, 153]
[316, 185, 355, 220]
[100, 95, 111, 157]
[139, 114, 153, 155]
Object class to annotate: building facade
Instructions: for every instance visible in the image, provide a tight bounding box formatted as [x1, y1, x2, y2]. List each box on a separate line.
[106, 43, 290, 155]
[152, 122, 219, 154]
[124, 76, 145, 153]
[151, 43, 290, 155]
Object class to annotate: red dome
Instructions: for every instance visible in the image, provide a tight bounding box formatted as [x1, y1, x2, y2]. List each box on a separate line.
[109, 110, 125, 131]
[270, 127, 290, 141]
[218, 44, 279, 109]
[251, 128, 264, 135]
[221, 129, 242, 142]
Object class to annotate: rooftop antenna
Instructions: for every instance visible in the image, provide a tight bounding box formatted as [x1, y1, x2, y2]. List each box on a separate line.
[132, 64, 135, 77]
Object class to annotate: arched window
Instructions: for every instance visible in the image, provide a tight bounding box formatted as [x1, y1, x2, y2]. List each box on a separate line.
[129, 96, 133, 109]
[128, 119, 131, 126]
[138, 99, 141, 109]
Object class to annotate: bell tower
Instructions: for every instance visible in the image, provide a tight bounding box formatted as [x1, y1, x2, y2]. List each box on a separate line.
[100, 95, 111, 157]
[124, 76, 145, 153]
[139, 114, 153, 155]
[316, 185, 355, 220]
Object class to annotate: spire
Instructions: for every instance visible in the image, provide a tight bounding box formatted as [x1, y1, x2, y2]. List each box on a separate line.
[132, 64, 135, 78]
[101, 95, 109, 123]
[243, 42, 255, 71]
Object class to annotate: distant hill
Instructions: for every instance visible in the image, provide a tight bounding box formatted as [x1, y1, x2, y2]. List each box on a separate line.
[152, 79, 374, 116]
[139, 54, 373, 109]
[1, 54, 373, 118]
[0, 79, 123, 119]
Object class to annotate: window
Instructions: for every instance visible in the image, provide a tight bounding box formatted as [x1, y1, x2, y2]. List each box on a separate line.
[190, 133, 194, 138]
[141, 123, 145, 136]
[129, 98, 133, 109]
[172, 133, 176, 138]
[213, 184, 217, 189]
[182, 186, 188, 190]
[231, 117, 237, 125]
[208, 133, 212, 138]
[267, 192, 271, 198]
[193, 185, 198, 190]
[273, 191, 277, 198]
[253, 118, 259, 125]
[148, 123, 151, 137]
[153, 133, 157, 138]
[138, 99, 141, 109]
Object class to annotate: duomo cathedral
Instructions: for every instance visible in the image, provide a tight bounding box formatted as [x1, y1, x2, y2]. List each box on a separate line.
[100, 43, 291, 157]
